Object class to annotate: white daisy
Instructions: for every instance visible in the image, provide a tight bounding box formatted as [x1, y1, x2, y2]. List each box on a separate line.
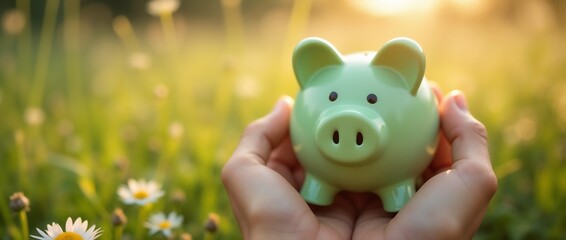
[25, 107, 44, 126]
[31, 217, 102, 240]
[145, 211, 183, 237]
[146, 0, 180, 16]
[117, 179, 164, 206]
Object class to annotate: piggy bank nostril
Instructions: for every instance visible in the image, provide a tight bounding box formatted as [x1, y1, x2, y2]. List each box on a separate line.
[333, 130, 340, 144]
[356, 132, 363, 145]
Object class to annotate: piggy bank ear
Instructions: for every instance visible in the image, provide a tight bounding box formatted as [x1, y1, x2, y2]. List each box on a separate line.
[293, 37, 343, 89]
[371, 38, 425, 96]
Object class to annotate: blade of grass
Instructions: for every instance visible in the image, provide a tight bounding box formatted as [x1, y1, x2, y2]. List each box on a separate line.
[221, 0, 245, 56]
[276, 0, 313, 93]
[29, 0, 60, 107]
[16, 0, 32, 93]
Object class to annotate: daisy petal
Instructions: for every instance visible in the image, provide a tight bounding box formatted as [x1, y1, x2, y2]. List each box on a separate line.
[118, 179, 164, 206]
[34, 217, 102, 240]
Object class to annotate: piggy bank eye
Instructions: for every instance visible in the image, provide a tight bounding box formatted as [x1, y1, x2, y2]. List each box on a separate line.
[367, 93, 378, 104]
[329, 91, 338, 102]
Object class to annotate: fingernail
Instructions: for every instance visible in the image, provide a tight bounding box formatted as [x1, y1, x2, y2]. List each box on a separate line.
[272, 96, 293, 113]
[453, 91, 468, 111]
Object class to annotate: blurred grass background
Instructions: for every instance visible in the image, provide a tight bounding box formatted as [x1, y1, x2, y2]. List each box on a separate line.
[0, 0, 565, 239]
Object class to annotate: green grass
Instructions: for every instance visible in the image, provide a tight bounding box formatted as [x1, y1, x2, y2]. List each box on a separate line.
[1, 1, 566, 239]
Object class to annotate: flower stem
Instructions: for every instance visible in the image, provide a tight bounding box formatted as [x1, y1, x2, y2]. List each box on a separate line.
[134, 204, 151, 240]
[155, 137, 180, 182]
[114, 225, 124, 240]
[14, 130, 29, 191]
[112, 15, 140, 52]
[159, 12, 177, 52]
[19, 211, 29, 240]
[204, 232, 215, 240]
[221, 0, 245, 56]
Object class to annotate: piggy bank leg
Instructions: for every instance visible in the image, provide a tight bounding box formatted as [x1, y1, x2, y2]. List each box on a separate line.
[300, 174, 338, 206]
[376, 178, 415, 212]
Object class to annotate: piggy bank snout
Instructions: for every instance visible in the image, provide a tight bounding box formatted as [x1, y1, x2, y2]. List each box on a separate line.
[315, 109, 387, 166]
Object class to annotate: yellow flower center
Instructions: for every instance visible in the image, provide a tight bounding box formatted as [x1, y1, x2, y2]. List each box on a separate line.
[54, 232, 83, 240]
[159, 220, 171, 229]
[133, 190, 149, 199]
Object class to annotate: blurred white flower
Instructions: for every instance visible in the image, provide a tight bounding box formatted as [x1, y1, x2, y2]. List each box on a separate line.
[25, 107, 45, 126]
[145, 211, 183, 237]
[31, 217, 102, 240]
[2, 9, 26, 35]
[234, 75, 260, 99]
[168, 121, 184, 139]
[117, 179, 164, 206]
[129, 52, 151, 70]
[147, 0, 180, 16]
[221, 0, 241, 8]
[503, 113, 538, 145]
[153, 84, 169, 99]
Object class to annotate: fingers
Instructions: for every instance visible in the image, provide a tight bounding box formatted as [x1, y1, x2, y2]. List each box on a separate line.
[222, 95, 295, 191]
[269, 133, 302, 169]
[439, 91, 498, 235]
[422, 132, 451, 181]
[222, 97, 316, 237]
[425, 82, 452, 178]
[384, 91, 497, 240]
[439, 91, 498, 198]
[428, 81, 444, 105]
[266, 137, 304, 189]
[441, 91, 491, 167]
[230, 96, 294, 166]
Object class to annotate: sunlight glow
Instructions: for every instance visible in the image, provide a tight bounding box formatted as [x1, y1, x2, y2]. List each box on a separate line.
[449, 0, 490, 16]
[349, 0, 491, 17]
[349, 0, 440, 16]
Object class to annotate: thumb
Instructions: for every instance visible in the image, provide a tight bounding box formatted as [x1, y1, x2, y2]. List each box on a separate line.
[440, 91, 497, 196]
[440, 91, 490, 168]
[229, 96, 294, 166]
[385, 91, 497, 239]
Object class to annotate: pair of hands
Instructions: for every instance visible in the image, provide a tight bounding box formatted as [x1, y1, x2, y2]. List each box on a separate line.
[222, 87, 498, 240]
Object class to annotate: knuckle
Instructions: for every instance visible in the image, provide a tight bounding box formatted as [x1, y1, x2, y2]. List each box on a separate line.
[220, 161, 233, 185]
[468, 118, 488, 144]
[461, 160, 499, 198]
[467, 120, 497, 195]
[481, 167, 499, 197]
[243, 119, 264, 137]
[221, 157, 240, 185]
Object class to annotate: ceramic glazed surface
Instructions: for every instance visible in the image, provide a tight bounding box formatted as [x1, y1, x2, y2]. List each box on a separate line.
[290, 37, 439, 212]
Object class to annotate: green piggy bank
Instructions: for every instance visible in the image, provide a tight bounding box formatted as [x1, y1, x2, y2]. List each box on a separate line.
[290, 37, 439, 212]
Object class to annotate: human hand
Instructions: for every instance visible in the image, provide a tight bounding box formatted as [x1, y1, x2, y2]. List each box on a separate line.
[222, 96, 360, 239]
[222, 89, 498, 240]
[350, 86, 498, 239]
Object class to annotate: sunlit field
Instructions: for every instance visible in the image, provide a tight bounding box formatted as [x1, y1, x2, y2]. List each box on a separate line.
[1, 0, 565, 239]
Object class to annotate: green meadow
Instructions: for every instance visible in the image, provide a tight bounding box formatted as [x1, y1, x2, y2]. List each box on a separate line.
[1, 0, 565, 239]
